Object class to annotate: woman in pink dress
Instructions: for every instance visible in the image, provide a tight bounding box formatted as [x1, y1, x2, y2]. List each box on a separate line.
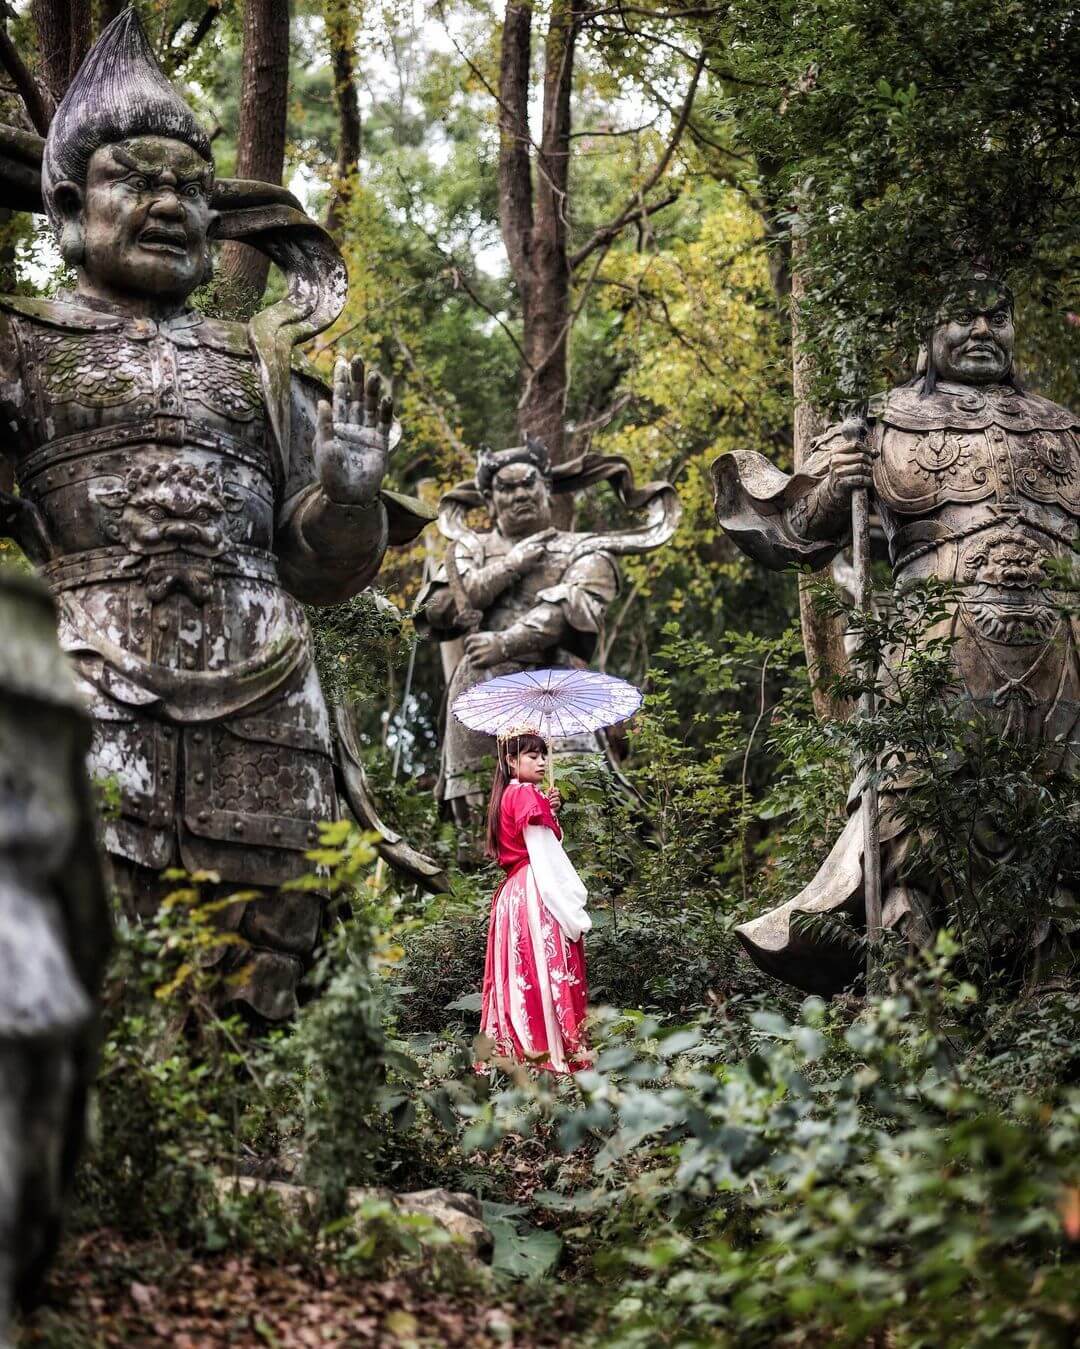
[479, 732, 591, 1074]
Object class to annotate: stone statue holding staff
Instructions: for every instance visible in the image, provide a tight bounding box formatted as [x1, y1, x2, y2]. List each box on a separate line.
[714, 273, 1080, 994]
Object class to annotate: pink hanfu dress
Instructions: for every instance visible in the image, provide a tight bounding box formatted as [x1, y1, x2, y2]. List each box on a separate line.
[479, 781, 590, 1074]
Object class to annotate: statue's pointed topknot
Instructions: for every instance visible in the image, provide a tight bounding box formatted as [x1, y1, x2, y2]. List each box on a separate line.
[41, 5, 212, 226]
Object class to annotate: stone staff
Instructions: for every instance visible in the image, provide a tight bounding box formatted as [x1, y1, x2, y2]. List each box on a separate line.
[843, 405, 884, 968]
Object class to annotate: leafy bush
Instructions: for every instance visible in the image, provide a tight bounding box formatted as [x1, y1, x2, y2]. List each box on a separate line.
[459, 944, 1080, 1347]
[76, 828, 470, 1246]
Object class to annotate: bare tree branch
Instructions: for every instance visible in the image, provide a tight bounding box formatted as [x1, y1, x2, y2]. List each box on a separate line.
[570, 190, 680, 270]
[569, 115, 660, 139]
[587, 3, 726, 18]
[447, 263, 530, 366]
[567, 390, 633, 436]
[169, 3, 222, 70]
[570, 50, 704, 270]
[0, 15, 54, 133]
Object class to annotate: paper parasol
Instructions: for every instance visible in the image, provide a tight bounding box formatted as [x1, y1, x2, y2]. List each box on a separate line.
[451, 667, 642, 760]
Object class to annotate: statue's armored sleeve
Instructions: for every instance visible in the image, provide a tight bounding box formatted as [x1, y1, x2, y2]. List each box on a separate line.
[711, 428, 853, 571]
[416, 537, 540, 637]
[535, 548, 619, 635]
[496, 548, 620, 660]
[275, 368, 389, 604]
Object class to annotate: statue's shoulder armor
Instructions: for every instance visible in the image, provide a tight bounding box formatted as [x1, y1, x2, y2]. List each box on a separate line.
[0, 295, 128, 427]
[878, 383, 1079, 433]
[196, 314, 255, 358]
[873, 382, 1080, 515]
[0, 292, 125, 334]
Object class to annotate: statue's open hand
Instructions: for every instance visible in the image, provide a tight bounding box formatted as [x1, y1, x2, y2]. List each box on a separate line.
[315, 355, 392, 507]
[463, 631, 504, 668]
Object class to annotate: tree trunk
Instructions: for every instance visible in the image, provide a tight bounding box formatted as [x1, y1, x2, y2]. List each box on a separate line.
[496, 0, 579, 470]
[518, 0, 575, 466]
[0, 20, 55, 134]
[493, 2, 695, 490]
[31, 0, 92, 104]
[791, 247, 853, 720]
[217, 0, 291, 308]
[325, 5, 361, 235]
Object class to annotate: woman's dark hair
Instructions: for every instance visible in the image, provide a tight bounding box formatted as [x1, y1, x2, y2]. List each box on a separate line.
[484, 733, 548, 860]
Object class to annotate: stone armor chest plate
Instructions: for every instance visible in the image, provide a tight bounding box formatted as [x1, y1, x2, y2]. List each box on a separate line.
[1, 302, 336, 884]
[850, 383, 1080, 758]
[872, 383, 1080, 516]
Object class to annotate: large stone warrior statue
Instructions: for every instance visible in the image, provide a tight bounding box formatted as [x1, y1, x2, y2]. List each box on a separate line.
[0, 11, 433, 1020]
[0, 570, 110, 1341]
[418, 437, 680, 823]
[714, 275, 1080, 994]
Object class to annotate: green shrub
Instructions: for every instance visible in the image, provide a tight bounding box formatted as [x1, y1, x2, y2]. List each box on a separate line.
[458, 943, 1080, 1347]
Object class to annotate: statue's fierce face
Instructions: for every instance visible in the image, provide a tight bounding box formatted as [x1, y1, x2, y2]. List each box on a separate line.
[55, 136, 213, 307]
[490, 463, 554, 539]
[930, 285, 1015, 385]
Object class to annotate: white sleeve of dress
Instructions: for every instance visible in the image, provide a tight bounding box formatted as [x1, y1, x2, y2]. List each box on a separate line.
[523, 823, 591, 943]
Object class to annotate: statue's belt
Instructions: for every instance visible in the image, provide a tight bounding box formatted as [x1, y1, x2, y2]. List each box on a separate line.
[18, 417, 274, 491]
[891, 513, 1075, 572]
[43, 543, 279, 594]
[57, 586, 308, 723]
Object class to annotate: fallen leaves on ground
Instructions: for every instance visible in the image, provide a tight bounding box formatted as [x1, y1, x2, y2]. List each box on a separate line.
[17, 1228, 579, 1347]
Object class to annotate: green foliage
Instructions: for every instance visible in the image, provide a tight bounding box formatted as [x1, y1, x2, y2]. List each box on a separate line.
[77, 827, 469, 1250]
[812, 575, 1080, 987]
[459, 948, 1080, 1347]
[307, 588, 408, 710]
[720, 0, 1080, 404]
[77, 877, 275, 1242]
[13, 7, 1080, 1345]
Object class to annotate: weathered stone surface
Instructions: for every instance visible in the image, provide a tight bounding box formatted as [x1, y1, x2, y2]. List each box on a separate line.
[0, 569, 110, 1340]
